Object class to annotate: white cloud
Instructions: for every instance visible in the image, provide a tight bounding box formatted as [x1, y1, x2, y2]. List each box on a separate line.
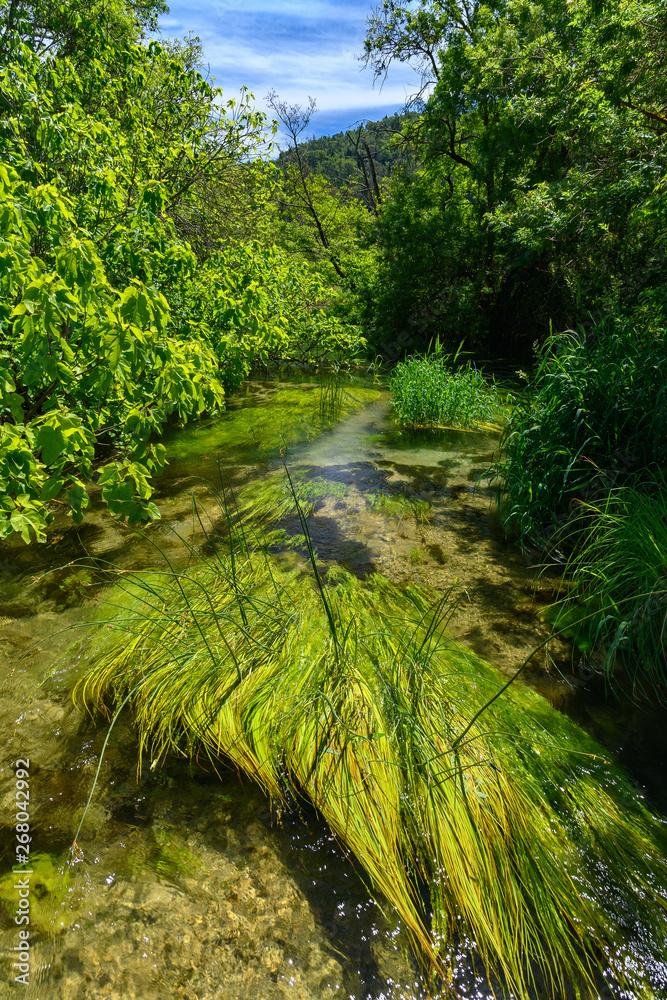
[160, 0, 423, 135]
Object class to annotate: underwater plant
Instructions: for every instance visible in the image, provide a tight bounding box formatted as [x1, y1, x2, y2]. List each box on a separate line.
[0, 854, 72, 933]
[72, 486, 667, 999]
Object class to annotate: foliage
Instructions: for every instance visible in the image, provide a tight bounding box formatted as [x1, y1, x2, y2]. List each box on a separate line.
[552, 486, 667, 701]
[0, 0, 167, 59]
[0, 16, 364, 542]
[492, 320, 667, 550]
[274, 167, 377, 287]
[389, 348, 502, 428]
[268, 92, 378, 292]
[362, 0, 667, 354]
[363, 160, 487, 354]
[73, 489, 667, 999]
[275, 113, 418, 210]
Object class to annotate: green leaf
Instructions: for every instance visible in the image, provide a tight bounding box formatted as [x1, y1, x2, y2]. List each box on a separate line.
[35, 425, 67, 467]
[10, 508, 45, 544]
[40, 476, 64, 502]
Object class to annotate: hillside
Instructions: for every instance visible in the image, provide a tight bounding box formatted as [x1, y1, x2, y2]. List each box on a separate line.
[275, 112, 418, 207]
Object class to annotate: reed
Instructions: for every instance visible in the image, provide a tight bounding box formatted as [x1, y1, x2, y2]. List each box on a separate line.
[389, 349, 502, 429]
[552, 484, 667, 700]
[493, 319, 667, 550]
[73, 486, 667, 998]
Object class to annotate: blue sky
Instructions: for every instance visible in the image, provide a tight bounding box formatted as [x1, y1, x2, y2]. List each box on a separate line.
[158, 0, 423, 140]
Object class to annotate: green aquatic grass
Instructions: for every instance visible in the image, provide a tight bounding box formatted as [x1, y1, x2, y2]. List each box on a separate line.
[367, 492, 432, 523]
[72, 496, 667, 999]
[238, 471, 349, 525]
[0, 854, 72, 932]
[165, 385, 381, 465]
[389, 351, 503, 430]
[238, 471, 431, 529]
[551, 485, 667, 700]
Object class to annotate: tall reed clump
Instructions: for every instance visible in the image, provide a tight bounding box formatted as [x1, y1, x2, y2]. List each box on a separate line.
[553, 484, 667, 700]
[389, 349, 502, 429]
[493, 319, 667, 551]
[73, 492, 667, 999]
[492, 318, 667, 698]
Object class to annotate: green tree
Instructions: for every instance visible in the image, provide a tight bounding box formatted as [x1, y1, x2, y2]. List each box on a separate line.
[0, 17, 363, 542]
[0, 0, 166, 58]
[363, 0, 667, 354]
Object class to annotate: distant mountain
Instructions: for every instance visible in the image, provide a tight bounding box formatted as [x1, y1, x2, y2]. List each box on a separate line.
[275, 113, 418, 210]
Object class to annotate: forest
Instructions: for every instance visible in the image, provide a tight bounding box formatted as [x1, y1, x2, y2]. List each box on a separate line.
[1, 0, 667, 997]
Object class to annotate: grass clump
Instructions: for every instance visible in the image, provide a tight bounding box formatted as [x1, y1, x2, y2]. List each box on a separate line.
[238, 473, 431, 528]
[71, 490, 667, 999]
[493, 318, 667, 699]
[389, 349, 502, 429]
[367, 492, 432, 523]
[493, 319, 667, 551]
[552, 485, 667, 700]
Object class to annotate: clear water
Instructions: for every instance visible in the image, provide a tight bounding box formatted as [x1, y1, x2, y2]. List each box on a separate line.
[0, 377, 665, 999]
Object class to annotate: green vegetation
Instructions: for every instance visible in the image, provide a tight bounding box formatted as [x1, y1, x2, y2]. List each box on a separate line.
[267, 92, 378, 295]
[493, 321, 667, 549]
[165, 385, 381, 468]
[552, 486, 667, 700]
[0, 853, 72, 932]
[492, 322, 667, 694]
[361, 0, 667, 356]
[4, 0, 667, 993]
[390, 350, 502, 429]
[73, 490, 667, 999]
[275, 113, 417, 211]
[234, 465, 430, 529]
[0, 3, 364, 542]
[368, 493, 432, 523]
[4, 0, 667, 555]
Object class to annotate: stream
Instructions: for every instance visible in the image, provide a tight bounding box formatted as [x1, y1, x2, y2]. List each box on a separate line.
[1, 377, 666, 999]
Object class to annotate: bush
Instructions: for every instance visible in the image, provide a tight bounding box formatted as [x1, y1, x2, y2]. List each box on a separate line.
[389, 350, 501, 429]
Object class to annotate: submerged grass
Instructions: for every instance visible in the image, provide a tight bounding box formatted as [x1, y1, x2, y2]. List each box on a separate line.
[389, 350, 503, 430]
[72, 485, 667, 999]
[164, 384, 382, 467]
[237, 471, 432, 528]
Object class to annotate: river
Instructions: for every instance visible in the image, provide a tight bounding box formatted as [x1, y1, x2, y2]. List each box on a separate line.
[1, 376, 665, 999]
